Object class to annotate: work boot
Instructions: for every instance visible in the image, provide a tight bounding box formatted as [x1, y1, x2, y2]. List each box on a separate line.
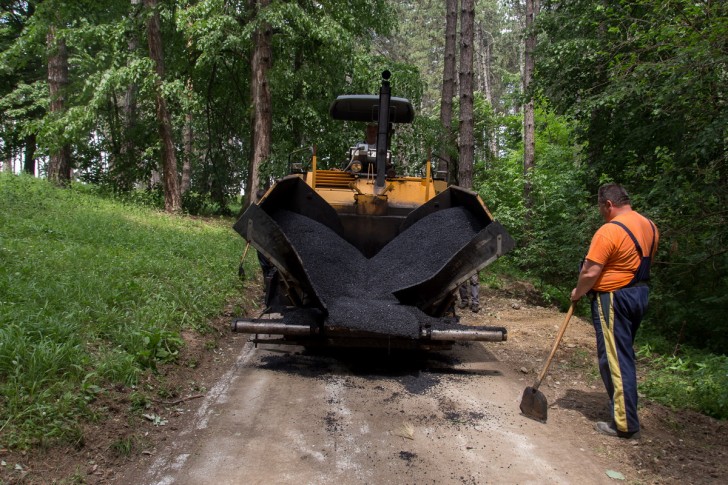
[470, 302, 480, 313]
[595, 421, 640, 440]
[458, 300, 469, 309]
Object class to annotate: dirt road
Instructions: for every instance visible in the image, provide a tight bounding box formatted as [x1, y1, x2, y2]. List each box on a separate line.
[120, 336, 617, 485]
[111, 288, 726, 485]
[4, 287, 723, 484]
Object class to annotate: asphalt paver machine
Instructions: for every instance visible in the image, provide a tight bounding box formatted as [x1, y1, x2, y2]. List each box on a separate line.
[232, 71, 515, 349]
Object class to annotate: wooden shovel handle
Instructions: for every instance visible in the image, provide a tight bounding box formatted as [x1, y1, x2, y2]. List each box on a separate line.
[532, 303, 575, 391]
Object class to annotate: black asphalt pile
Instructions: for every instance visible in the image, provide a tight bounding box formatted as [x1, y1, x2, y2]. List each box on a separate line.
[273, 210, 365, 301]
[272, 207, 486, 338]
[370, 207, 482, 290]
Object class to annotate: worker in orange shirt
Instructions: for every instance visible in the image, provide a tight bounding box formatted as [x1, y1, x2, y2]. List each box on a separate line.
[571, 183, 659, 440]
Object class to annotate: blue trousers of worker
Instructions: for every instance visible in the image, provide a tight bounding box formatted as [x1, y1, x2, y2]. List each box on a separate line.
[591, 286, 648, 434]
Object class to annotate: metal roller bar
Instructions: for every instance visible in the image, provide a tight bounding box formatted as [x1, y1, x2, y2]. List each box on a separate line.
[232, 318, 506, 343]
[231, 319, 315, 336]
[423, 328, 507, 342]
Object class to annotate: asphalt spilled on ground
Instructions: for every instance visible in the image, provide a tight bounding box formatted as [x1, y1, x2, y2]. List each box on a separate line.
[273, 206, 486, 338]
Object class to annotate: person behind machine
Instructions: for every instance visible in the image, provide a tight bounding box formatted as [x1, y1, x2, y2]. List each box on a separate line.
[347, 124, 395, 177]
[458, 273, 480, 313]
[365, 123, 377, 147]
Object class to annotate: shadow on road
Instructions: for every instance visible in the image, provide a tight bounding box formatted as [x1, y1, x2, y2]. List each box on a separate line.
[554, 388, 612, 422]
[251, 341, 504, 396]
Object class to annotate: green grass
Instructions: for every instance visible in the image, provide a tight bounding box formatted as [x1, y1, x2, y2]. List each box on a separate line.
[0, 174, 256, 448]
[637, 340, 728, 420]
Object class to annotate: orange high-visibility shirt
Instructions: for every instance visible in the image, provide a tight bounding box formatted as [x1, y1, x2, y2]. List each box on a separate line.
[585, 210, 659, 292]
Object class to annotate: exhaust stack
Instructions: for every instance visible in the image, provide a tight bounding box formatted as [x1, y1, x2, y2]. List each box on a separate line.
[375, 70, 391, 190]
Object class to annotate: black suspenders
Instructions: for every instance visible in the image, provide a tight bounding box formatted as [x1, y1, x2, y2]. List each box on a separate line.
[610, 219, 657, 286]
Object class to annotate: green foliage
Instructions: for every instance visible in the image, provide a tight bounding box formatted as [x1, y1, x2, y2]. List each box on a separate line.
[538, 0, 727, 183]
[130, 327, 184, 371]
[0, 0, 414, 209]
[0, 174, 246, 448]
[536, 0, 728, 351]
[181, 190, 222, 216]
[110, 436, 136, 457]
[637, 343, 728, 420]
[475, 106, 591, 306]
[260, 1, 400, 181]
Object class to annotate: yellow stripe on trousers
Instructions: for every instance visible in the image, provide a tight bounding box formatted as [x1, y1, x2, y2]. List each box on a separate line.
[598, 292, 628, 432]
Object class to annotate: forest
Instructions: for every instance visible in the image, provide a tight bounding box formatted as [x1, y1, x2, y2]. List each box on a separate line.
[1, 0, 727, 444]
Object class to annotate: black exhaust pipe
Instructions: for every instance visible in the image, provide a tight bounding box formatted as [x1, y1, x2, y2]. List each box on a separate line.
[375, 70, 391, 189]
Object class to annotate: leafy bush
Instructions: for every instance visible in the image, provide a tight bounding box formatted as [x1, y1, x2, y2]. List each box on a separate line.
[637, 343, 728, 420]
[181, 190, 237, 216]
[475, 107, 592, 306]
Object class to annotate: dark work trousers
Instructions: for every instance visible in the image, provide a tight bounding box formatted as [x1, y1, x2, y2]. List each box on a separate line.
[458, 274, 479, 305]
[591, 285, 649, 434]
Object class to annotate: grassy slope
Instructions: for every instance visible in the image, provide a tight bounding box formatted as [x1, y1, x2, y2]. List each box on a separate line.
[0, 174, 254, 448]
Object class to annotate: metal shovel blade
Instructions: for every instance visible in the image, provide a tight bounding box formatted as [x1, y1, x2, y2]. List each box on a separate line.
[518, 303, 574, 424]
[519, 386, 548, 423]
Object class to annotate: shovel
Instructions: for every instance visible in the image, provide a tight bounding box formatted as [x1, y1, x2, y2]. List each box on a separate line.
[519, 302, 575, 422]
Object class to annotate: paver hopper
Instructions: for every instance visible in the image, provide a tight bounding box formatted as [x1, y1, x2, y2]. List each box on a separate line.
[232, 71, 515, 348]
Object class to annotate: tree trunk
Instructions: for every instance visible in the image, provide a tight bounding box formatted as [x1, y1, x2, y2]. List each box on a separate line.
[119, 1, 141, 187]
[457, 0, 475, 190]
[439, 0, 458, 179]
[144, 0, 181, 213]
[46, 24, 71, 185]
[523, 0, 539, 218]
[2, 156, 12, 173]
[476, 22, 498, 161]
[24, 133, 36, 175]
[247, 0, 272, 208]
[120, 74, 138, 185]
[475, 23, 488, 101]
[182, 109, 193, 194]
[181, 25, 195, 196]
